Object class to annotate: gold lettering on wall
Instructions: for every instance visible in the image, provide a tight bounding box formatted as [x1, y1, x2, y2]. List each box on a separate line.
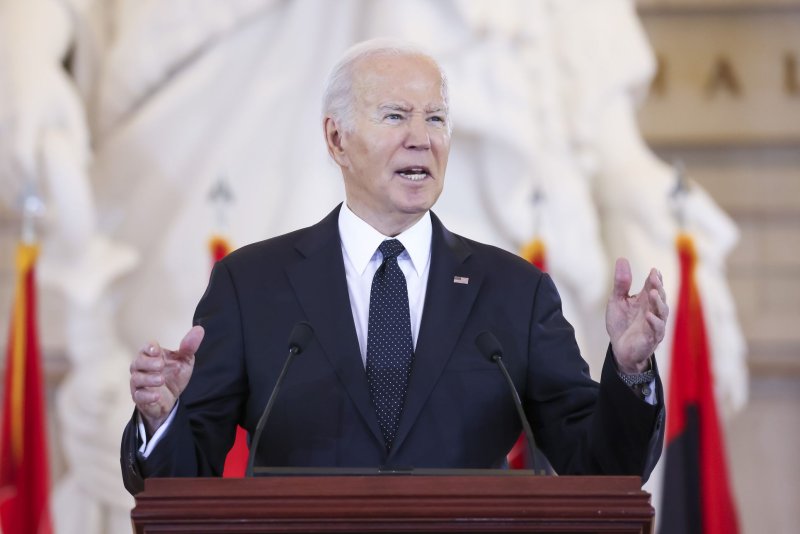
[651, 54, 667, 96]
[785, 53, 799, 96]
[706, 56, 742, 97]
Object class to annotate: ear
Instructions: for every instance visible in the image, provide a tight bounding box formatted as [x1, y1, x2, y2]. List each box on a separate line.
[323, 116, 348, 167]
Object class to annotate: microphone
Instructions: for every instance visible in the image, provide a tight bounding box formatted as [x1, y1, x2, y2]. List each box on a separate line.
[245, 321, 315, 477]
[475, 331, 543, 475]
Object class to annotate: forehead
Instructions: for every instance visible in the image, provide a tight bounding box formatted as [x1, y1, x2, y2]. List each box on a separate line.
[352, 53, 445, 108]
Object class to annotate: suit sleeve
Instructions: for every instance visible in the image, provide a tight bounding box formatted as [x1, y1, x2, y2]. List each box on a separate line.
[524, 273, 665, 481]
[120, 260, 248, 494]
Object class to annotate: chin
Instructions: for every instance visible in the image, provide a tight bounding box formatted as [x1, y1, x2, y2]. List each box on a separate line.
[397, 200, 435, 216]
[396, 191, 440, 214]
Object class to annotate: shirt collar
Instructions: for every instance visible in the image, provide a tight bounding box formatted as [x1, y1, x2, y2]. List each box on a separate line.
[338, 203, 432, 277]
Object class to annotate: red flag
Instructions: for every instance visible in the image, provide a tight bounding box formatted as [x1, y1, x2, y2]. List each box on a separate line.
[660, 233, 739, 534]
[209, 235, 232, 265]
[0, 243, 52, 534]
[520, 237, 547, 272]
[208, 235, 250, 478]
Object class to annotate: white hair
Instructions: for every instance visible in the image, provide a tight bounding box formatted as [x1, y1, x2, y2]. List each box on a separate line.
[322, 38, 450, 132]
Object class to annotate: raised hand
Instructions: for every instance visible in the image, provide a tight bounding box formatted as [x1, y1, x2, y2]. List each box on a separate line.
[606, 258, 669, 374]
[129, 326, 204, 436]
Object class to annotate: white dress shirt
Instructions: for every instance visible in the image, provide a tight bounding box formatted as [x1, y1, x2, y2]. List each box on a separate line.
[338, 203, 432, 366]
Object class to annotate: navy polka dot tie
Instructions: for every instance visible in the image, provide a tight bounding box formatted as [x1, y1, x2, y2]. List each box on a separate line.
[366, 239, 414, 451]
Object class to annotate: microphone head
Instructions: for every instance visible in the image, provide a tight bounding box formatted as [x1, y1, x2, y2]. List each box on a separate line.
[288, 322, 315, 354]
[475, 331, 503, 361]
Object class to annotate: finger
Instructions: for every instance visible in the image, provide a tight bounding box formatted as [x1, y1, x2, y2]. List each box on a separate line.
[646, 311, 666, 343]
[130, 371, 165, 389]
[175, 325, 205, 360]
[645, 268, 667, 301]
[140, 340, 165, 358]
[612, 257, 633, 299]
[641, 268, 661, 295]
[130, 368, 164, 399]
[132, 388, 161, 405]
[655, 271, 667, 303]
[131, 350, 166, 373]
[650, 288, 669, 320]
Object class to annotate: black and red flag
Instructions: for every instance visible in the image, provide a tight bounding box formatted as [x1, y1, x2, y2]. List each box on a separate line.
[660, 233, 738, 534]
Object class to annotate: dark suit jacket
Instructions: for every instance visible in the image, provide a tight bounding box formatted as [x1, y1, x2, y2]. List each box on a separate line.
[122, 205, 664, 494]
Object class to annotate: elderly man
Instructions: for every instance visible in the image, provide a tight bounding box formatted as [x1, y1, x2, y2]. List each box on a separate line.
[121, 40, 667, 495]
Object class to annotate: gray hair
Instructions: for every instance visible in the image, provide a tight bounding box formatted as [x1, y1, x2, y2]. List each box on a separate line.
[322, 39, 450, 132]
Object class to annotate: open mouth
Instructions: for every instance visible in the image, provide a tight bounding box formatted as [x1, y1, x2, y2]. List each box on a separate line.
[396, 166, 431, 182]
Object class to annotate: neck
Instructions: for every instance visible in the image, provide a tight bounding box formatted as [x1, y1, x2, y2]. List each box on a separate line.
[344, 202, 425, 237]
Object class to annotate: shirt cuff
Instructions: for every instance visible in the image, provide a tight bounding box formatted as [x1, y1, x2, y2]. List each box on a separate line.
[137, 400, 179, 458]
[643, 380, 657, 405]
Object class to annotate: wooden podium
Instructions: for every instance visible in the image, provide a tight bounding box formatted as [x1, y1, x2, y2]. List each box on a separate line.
[131, 473, 654, 533]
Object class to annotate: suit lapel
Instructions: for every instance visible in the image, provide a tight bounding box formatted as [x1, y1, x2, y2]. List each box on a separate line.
[285, 206, 384, 448]
[389, 213, 484, 458]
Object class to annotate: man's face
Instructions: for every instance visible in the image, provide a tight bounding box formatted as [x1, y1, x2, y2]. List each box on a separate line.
[326, 53, 451, 236]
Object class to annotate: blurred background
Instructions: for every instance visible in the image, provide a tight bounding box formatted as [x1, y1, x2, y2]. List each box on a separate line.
[0, 0, 797, 533]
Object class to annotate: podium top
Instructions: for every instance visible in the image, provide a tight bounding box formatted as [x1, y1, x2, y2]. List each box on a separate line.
[133, 474, 653, 533]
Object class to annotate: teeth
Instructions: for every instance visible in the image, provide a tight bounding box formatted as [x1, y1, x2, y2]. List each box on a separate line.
[398, 168, 428, 181]
[399, 172, 427, 181]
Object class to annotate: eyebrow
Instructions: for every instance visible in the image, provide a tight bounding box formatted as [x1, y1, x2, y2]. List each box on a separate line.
[377, 103, 447, 114]
[378, 103, 412, 112]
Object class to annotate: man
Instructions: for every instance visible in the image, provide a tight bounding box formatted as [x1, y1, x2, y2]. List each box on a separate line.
[122, 40, 668, 495]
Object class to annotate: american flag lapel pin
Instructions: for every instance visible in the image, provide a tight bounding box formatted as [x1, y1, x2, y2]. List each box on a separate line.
[453, 275, 469, 285]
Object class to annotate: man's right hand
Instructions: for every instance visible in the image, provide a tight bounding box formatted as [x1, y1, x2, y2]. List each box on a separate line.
[129, 326, 205, 436]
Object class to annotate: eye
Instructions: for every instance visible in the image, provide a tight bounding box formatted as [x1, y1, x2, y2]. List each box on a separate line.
[428, 115, 446, 125]
[385, 113, 404, 121]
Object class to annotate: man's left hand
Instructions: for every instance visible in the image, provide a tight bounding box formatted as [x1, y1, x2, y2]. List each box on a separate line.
[606, 258, 669, 374]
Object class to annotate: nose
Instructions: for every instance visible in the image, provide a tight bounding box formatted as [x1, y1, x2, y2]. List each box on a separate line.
[404, 115, 431, 150]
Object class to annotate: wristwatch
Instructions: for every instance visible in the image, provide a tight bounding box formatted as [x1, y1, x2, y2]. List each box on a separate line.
[617, 359, 655, 400]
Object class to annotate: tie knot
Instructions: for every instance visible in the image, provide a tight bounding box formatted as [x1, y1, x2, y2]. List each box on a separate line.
[379, 239, 405, 261]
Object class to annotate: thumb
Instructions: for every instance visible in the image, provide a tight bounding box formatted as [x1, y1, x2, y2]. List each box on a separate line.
[177, 325, 205, 358]
[612, 257, 632, 299]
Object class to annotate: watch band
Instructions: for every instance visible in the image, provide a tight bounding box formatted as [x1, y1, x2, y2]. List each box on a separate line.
[617, 368, 655, 387]
[617, 359, 655, 400]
